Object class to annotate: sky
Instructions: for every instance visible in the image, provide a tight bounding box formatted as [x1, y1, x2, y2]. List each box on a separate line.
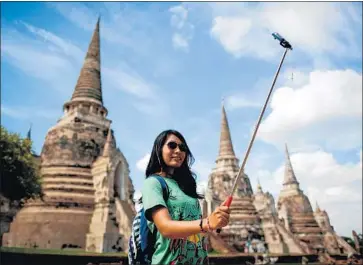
[1, 2, 362, 237]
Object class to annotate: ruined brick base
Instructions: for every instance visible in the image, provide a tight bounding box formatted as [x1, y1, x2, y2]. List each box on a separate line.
[2, 204, 93, 249]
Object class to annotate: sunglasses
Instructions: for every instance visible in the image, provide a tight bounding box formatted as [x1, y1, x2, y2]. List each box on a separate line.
[166, 141, 187, 152]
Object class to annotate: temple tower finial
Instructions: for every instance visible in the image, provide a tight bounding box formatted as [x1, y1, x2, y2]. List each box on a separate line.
[103, 126, 113, 157]
[256, 178, 263, 193]
[218, 101, 235, 158]
[315, 201, 321, 212]
[71, 18, 103, 104]
[283, 143, 299, 186]
[26, 123, 32, 140]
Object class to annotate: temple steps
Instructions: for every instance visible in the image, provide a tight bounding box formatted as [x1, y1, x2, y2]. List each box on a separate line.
[42, 191, 94, 200]
[42, 184, 94, 195]
[42, 177, 93, 186]
[41, 166, 92, 177]
[41, 174, 93, 180]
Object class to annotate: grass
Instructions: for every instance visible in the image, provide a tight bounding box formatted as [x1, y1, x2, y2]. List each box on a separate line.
[0, 247, 127, 257]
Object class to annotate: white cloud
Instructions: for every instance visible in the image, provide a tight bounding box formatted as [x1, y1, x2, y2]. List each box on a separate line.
[2, 42, 72, 85]
[21, 21, 84, 62]
[172, 33, 189, 51]
[170, 5, 188, 29]
[49, 2, 155, 53]
[209, 2, 361, 60]
[260, 3, 360, 56]
[136, 153, 151, 173]
[210, 16, 253, 58]
[273, 150, 362, 188]
[169, 4, 194, 52]
[192, 159, 215, 196]
[225, 94, 261, 110]
[36, 3, 173, 122]
[47, 2, 97, 31]
[253, 149, 362, 236]
[4, 45, 70, 79]
[223, 76, 276, 111]
[103, 64, 170, 117]
[1, 24, 79, 94]
[104, 66, 157, 100]
[258, 69, 362, 151]
[325, 186, 344, 196]
[2, 18, 168, 123]
[193, 159, 214, 181]
[209, 6, 280, 60]
[1, 105, 60, 120]
[131, 100, 169, 117]
[281, 68, 310, 88]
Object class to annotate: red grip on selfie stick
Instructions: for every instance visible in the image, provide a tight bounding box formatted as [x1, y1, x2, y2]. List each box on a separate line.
[224, 195, 233, 208]
[216, 195, 233, 234]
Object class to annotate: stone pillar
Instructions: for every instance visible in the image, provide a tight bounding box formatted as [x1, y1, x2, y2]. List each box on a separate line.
[86, 157, 120, 253]
[86, 201, 120, 252]
[261, 216, 289, 254]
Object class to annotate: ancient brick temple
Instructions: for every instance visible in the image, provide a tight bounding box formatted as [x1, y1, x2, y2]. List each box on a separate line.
[275, 145, 357, 255]
[203, 103, 358, 256]
[276, 144, 325, 253]
[204, 103, 265, 252]
[2, 19, 136, 252]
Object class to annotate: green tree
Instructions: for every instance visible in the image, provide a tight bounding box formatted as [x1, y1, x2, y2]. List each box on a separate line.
[0, 126, 42, 201]
[342, 236, 355, 249]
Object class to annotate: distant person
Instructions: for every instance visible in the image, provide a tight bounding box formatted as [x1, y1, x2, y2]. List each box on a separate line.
[141, 129, 231, 264]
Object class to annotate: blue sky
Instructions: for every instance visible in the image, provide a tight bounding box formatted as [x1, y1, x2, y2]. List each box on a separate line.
[1, 2, 362, 237]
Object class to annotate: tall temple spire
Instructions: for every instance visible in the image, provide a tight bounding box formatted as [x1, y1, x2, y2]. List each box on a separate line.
[71, 17, 103, 104]
[256, 178, 263, 193]
[26, 123, 32, 140]
[283, 143, 299, 185]
[103, 127, 113, 157]
[218, 101, 236, 158]
[213, 99, 240, 174]
[315, 201, 321, 212]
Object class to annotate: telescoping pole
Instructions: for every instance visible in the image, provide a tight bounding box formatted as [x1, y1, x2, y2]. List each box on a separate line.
[217, 33, 293, 233]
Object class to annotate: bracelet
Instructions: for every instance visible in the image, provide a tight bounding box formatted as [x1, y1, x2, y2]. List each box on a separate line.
[207, 217, 213, 232]
[199, 219, 207, 233]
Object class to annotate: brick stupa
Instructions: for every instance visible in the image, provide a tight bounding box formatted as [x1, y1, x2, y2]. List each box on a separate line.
[202, 104, 358, 256]
[204, 103, 264, 252]
[3, 19, 135, 252]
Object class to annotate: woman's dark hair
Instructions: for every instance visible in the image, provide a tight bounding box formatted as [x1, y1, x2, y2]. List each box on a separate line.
[145, 129, 203, 200]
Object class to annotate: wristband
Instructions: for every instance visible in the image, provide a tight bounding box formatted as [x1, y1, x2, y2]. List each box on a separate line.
[199, 219, 207, 233]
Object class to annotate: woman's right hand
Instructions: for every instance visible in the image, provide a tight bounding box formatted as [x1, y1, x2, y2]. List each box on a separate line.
[207, 198, 231, 230]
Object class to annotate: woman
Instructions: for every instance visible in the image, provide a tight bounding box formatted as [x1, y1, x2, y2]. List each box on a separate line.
[141, 129, 231, 264]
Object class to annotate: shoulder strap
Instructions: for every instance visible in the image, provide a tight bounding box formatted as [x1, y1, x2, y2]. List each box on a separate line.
[150, 175, 169, 202]
[148, 175, 170, 251]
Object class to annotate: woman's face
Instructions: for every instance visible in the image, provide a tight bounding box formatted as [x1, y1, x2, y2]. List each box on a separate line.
[161, 134, 187, 168]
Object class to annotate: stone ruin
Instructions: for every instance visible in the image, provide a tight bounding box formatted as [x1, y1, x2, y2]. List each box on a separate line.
[2, 18, 136, 253]
[203, 103, 358, 256]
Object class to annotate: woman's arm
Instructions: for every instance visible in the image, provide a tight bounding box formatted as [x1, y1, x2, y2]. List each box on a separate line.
[152, 203, 230, 239]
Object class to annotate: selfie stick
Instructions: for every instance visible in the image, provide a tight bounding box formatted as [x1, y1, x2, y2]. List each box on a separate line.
[216, 33, 292, 233]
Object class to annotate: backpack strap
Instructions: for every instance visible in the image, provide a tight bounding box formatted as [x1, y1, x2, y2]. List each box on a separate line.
[150, 175, 169, 202]
[146, 175, 170, 259]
